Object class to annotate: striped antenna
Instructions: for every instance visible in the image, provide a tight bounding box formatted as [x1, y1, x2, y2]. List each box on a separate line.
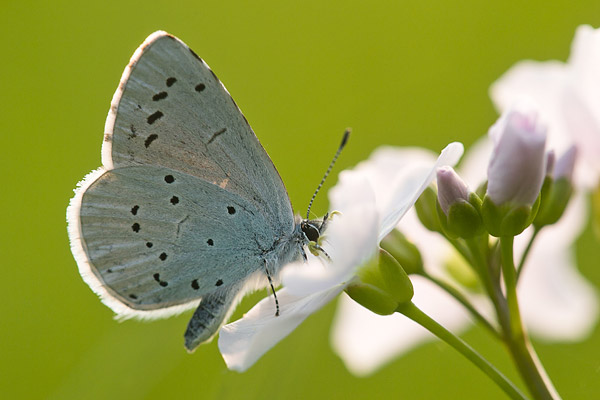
[305, 128, 351, 220]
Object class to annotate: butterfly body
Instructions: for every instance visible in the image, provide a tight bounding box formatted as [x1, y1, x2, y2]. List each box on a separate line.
[67, 31, 324, 349]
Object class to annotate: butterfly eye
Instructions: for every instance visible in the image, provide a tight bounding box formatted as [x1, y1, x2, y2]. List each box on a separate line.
[301, 222, 320, 242]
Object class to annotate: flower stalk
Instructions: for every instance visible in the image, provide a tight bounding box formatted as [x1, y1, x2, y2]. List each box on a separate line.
[396, 302, 528, 400]
[499, 237, 561, 400]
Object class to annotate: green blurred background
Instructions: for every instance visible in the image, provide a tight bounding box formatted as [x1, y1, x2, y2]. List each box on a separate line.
[2, 0, 599, 398]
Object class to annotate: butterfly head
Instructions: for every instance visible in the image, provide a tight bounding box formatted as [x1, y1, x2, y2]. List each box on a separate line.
[300, 218, 322, 242]
[299, 212, 338, 259]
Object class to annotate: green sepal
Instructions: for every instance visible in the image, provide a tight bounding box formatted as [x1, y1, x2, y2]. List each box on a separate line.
[379, 248, 414, 304]
[380, 230, 424, 275]
[534, 177, 573, 228]
[415, 186, 443, 233]
[345, 282, 399, 315]
[437, 192, 484, 239]
[481, 195, 540, 237]
[345, 248, 414, 315]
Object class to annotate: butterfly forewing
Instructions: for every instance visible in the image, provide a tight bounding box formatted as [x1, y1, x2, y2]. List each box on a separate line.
[104, 31, 293, 232]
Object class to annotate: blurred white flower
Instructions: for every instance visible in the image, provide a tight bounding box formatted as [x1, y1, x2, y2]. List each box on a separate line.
[491, 24, 600, 188]
[330, 137, 598, 376]
[487, 106, 547, 207]
[217, 143, 464, 372]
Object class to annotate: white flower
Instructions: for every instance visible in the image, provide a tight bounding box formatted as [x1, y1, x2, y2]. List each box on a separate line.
[330, 137, 598, 376]
[217, 143, 464, 372]
[487, 106, 547, 207]
[491, 25, 600, 188]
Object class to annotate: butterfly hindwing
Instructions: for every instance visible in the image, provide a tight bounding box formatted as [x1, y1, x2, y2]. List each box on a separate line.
[71, 165, 274, 318]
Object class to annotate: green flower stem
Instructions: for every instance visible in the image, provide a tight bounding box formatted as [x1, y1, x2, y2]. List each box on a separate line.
[500, 237, 521, 334]
[465, 238, 503, 314]
[396, 302, 528, 400]
[516, 227, 540, 280]
[500, 237, 561, 400]
[420, 272, 501, 339]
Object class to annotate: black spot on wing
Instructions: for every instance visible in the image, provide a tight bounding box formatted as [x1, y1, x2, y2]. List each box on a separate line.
[215, 279, 223, 287]
[131, 205, 139, 215]
[153, 272, 168, 287]
[207, 239, 214, 246]
[159, 252, 167, 261]
[191, 279, 199, 290]
[144, 134, 158, 148]
[152, 91, 168, 101]
[170, 196, 179, 205]
[147, 111, 163, 125]
[195, 83, 206, 92]
[131, 223, 140, 232]
[166, 77, 177, 87]
[164, 175, 175, 183]
[227, 206, 236, 215]
[146, 242, 153, 248]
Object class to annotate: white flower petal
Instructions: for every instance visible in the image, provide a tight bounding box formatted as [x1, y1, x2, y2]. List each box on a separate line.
[219, 286, 343, 372]
[379, 142, 464, 240]
[490, 61, 573, 155]
[517, 193, 599, 340]
[330, 142, 464, 241]
[491, 25, 600, 187]
[331, 276, 472, 376]
[328, 173, 377, 214]
[559, 87, 600, 187]
[569, 25, 600, 111]
[397, 208, 451, 277]
[282, 204, 379, 297]
[458, 136, 493, 188]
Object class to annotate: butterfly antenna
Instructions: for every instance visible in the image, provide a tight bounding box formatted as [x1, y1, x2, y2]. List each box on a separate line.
[306, 128, 351, 220]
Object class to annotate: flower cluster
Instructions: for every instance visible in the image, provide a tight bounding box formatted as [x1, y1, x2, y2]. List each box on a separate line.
[214, 25, 599, 400]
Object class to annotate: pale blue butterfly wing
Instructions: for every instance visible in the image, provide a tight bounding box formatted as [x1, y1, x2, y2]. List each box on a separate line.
[67, 31, 302, 349]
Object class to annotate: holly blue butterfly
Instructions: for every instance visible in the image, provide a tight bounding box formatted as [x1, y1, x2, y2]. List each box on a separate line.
[67, 31, 347, 351]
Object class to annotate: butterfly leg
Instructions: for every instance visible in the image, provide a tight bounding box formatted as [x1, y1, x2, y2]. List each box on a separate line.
[299, 245, 308, 262]
[264, 260, 280, 317]
[184, 287, 238, 352]
[308, 241, 331, 260]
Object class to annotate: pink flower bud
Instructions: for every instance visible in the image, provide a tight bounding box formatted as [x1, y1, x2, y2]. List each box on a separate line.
[436, 166, 470, 215]
[545, 150, 555, 177]
[554, 145, 577, 181]
[487, 107, 547, 207]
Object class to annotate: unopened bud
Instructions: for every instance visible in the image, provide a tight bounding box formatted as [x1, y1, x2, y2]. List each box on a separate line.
[345, 248, 414, 315]
[415, 186, 444, 233]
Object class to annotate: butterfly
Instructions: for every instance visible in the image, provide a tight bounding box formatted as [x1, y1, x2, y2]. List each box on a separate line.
[67, 31, 346, 351]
